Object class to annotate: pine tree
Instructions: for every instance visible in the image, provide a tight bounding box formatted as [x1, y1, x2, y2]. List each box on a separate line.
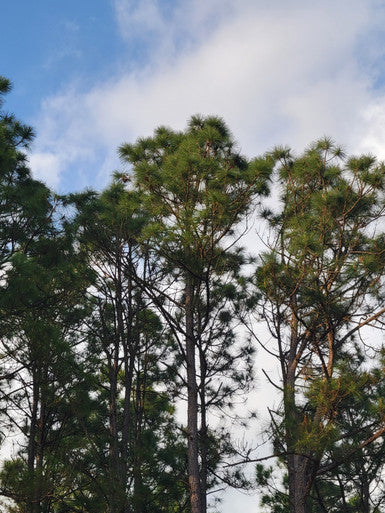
[67, 184, 189, 513]
[0, 76, 51, 270]
[255, 139, 385, 513]
[0, 208, 91, 513]
[0, 78, 92, 512]
[119, 115, 271, 513]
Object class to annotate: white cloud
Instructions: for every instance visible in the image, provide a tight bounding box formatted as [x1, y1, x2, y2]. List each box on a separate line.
[357, 97, 385, 160]
[114, 0, 167, 41]
[28, 152, 62, 188]
[112, 0, 235, 63]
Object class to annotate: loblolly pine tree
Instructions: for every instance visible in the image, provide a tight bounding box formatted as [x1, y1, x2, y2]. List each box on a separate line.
[0, 211, 92, 513]
[255, 139, 385, 513]
[69, 185, 149, 513]
[0, 78, 94, 512]
[68, 183, 189, 513]
[0, 75, 55, 388]
[0, 78, 91, 512]
[119, 115, 272, 513]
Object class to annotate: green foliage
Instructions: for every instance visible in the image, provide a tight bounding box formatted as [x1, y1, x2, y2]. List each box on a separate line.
[119, 115, 272, 273]
[255, 138, 385, 512]
[2, 77, 385, 513]
[0, 78, 52, 272]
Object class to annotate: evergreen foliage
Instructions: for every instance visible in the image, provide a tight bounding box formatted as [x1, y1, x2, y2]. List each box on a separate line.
[255, 139, 385, 513]
[119, 115, 271, 513]
[0, 77, 385, 513]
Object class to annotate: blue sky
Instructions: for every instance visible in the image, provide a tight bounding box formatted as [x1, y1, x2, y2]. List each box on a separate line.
[3, 2, 385, 509]
[3, 3, 116, 113]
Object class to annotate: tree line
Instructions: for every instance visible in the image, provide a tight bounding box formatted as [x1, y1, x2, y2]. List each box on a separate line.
[1, 76, 385, 513]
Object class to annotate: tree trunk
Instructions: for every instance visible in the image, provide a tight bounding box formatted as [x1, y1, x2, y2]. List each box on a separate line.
[284, 380, 317, 513]
[28, 370, 41, 513]
[359, 467, 370, 513]
[284, 308, 314, 513]
[287, 453, 311, 513]
[133, 370, 146, 513]
[199, 345, 208, 513]
[115, 249, 133, 513]
[121, 244, 135, 471]
[185, 277, 203, 513]
[108, 313, 124, 513]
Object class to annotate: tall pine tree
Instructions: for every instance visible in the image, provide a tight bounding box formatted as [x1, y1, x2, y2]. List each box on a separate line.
[119, 116, 271, 513]
[255, 139, 385, 513]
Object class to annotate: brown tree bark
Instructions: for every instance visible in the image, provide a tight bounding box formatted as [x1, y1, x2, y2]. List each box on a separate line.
[185, 277, 203, 513]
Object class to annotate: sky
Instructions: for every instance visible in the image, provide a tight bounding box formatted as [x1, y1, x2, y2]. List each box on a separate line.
[3, 0, 385, 510]
[3, 0, 385, 195]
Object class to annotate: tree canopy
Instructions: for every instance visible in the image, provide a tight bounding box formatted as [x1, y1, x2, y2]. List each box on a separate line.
[0, 77, 385, 513]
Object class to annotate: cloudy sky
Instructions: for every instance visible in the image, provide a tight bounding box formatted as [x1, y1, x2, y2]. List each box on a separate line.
[3, 1, 385, 510]
[3, 0, 385, 194]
